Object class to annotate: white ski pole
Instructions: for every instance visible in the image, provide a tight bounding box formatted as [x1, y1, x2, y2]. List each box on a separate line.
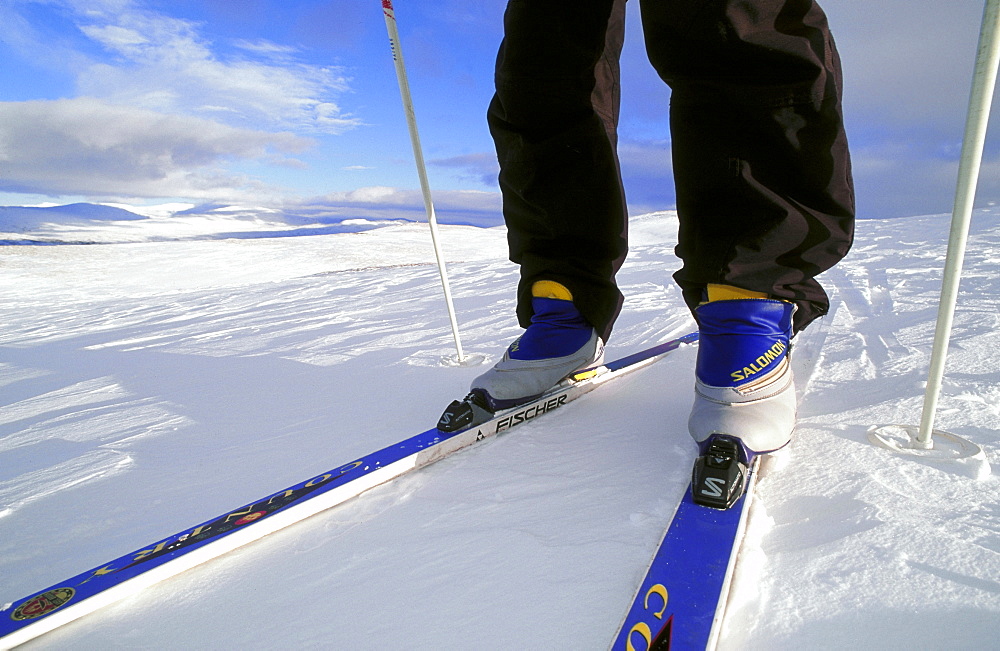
[917, 0, 1000, 448]
[381, 0, 466, 363]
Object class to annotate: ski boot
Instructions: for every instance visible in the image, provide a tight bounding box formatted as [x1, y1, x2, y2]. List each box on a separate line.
[689, 284, 796, 509]
[437, 281, 603, 432]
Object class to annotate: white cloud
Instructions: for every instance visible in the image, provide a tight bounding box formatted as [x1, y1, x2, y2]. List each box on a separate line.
[0, 0, 368, 203]
[332, 186, 401, 203]
[232, 39, 300, 57]
[315, 186, 499, 209]
[0, 98, 311, 200]
[293, 186, 503, 227]
[79, 24, 149, 51]
[43, 0, 361, 134]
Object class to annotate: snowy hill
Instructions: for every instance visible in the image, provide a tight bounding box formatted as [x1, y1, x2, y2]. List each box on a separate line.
[0, 202, 414, 244]
[0, 200, 505, 245]
[0, 203, 146, 240]
[0, 210, 998, 648]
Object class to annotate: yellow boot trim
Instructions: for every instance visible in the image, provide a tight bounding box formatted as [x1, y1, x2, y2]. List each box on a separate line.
[706, 283, 769, 302]
[532, 280, 573, 301]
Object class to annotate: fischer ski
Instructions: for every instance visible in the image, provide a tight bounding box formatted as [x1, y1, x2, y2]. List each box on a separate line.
[0, 332, 697, 649]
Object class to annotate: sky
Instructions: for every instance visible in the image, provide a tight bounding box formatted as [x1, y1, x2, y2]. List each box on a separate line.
[0, 0, 998, 220]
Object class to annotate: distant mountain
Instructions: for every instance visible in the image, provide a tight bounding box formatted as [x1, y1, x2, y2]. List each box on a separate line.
[0, 203, 146, 232]
[0, 199, 502, 245]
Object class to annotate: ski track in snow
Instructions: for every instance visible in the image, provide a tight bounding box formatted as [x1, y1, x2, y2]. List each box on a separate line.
[1, 210, 999, 648]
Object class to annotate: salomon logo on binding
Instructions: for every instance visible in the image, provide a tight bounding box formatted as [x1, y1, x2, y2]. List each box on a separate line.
[691, 436, 750, 510]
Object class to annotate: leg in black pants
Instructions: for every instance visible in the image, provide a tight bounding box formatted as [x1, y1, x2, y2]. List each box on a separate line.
[467, 0, 854, 454]
[487, 0, 628, 343]
[488, 0, 854, 337]
[642, 0, 855, 333]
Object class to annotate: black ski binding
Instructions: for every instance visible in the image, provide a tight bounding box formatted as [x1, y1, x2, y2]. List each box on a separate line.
[437, 390, 494, 433]
[691, 436, 749, 510]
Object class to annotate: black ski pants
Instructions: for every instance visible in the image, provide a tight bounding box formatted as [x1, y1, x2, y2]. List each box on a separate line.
[487, 0, 855, 339]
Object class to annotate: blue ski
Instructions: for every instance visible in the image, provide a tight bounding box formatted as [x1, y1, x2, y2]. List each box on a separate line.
[0, 332, 698, 649]
[610, 459, 760, 650]
[610, 309, 832, 651]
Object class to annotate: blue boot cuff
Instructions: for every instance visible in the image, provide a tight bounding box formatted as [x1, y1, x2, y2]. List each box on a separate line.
[695, 299, 795, 388]
[508, 297, 593, 361]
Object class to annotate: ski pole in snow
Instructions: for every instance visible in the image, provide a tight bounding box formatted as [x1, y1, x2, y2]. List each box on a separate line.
[917, 0, 1000, 448]
[381, 0, 466, 363]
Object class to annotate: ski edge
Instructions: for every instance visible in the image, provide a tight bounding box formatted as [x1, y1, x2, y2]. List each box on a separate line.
[0, 332, 698, 649]
[704, 457, 761, 650]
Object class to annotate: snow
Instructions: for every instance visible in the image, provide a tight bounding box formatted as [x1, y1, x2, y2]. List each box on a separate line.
[1, 208, 999, 648]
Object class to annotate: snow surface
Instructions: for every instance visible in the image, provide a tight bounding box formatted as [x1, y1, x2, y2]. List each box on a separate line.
[1, 208, 998, 649]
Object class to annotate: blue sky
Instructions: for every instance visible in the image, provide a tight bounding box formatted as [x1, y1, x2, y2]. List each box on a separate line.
[0, 0, 998, 220]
